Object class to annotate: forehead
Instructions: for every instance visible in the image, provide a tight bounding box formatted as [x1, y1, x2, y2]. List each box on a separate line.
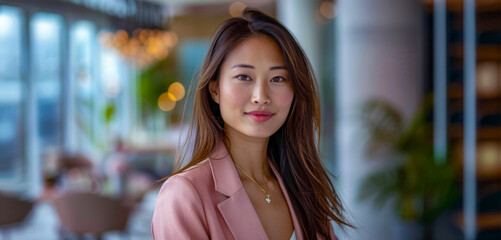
[221, 35, 286, 68]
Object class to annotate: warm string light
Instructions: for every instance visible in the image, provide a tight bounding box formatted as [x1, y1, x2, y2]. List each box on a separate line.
[476, 62, 499, 97]
[98, 28, 178, 68]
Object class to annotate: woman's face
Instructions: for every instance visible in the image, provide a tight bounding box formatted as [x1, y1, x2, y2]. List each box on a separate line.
[210, 35, 294, 139]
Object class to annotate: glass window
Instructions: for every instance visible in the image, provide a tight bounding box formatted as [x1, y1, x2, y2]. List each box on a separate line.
[100, 47, 127, 143]
[0, 6, 24, 181]
[31, 12, 64, 155]
[70, 23, 130, 158]
[70, 20, 97, 154]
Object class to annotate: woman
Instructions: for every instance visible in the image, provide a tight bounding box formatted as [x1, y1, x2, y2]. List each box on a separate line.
[152, 8, 352, 240]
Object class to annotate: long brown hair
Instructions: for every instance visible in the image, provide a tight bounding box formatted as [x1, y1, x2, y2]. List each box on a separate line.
[168, 8, 352, 239]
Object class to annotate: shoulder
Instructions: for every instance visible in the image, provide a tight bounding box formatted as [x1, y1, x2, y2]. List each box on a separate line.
[151, 160, 213, 239]
[171, 159, 213, 190]
[157, 159, 213, 202]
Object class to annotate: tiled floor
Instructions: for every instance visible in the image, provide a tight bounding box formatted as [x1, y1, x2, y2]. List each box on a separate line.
[1, 191, 158, 240]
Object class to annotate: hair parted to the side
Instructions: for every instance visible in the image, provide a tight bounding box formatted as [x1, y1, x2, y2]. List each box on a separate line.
[164, 8, 353, 239]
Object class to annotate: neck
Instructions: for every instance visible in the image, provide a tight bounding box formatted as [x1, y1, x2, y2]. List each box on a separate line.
[224, 127, 271, 183]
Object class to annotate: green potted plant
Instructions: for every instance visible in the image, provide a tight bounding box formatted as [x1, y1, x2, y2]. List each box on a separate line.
[358, 98, 459, 240]
[137, 56, 182, 131]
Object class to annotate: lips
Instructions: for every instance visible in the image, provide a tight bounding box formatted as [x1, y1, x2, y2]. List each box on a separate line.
[245, 110, 274, 122]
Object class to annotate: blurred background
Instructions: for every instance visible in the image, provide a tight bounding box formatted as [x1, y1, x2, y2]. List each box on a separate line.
[0, 0, 499, 239]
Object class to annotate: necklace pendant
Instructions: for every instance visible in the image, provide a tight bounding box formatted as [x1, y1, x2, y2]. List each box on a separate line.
[265, 194, 271, 203]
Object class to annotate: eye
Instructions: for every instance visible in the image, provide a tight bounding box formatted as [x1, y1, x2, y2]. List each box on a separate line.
[236, 75, 252, 81]
[271, 76, 286, 83]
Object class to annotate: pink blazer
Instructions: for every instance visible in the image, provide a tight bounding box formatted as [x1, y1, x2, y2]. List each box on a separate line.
[151, 143, 337, 240]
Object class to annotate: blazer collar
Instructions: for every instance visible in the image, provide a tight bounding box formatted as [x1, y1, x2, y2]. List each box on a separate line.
[209, 142, 242, 197]
[209, 143, 268, 239]
[208, 142, 303, 240]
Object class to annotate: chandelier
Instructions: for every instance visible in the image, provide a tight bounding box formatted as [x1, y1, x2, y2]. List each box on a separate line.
[98, 28, 178, 68]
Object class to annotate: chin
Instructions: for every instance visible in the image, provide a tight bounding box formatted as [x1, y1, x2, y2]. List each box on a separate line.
[242, 127, 280, 139]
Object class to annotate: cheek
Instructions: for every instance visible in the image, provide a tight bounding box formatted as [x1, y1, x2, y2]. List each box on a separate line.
[277, 89, 294, 111]
[219, 84, 248, 110]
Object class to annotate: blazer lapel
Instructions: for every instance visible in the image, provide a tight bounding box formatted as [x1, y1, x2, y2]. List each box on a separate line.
[209, 143, 269, 240]
[269, 162, 304, 240]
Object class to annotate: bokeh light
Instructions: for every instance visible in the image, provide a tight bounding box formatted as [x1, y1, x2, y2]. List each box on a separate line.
[167, 82, 185, 101]
[158, 92, 176, 112]
[229, 2, 246, 17]
[476, 62, 499, 97]
[320, 1, 336, 19]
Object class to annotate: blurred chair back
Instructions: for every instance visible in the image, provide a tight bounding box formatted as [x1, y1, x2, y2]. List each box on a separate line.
[52, 191, 131, 238]
[0, 192, 34, 239]
[0, 192, 34, 226]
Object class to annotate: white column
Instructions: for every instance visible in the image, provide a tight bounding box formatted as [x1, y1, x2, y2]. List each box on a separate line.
[64, 19, 77, 153]
[277, 0, 320, 76]
[463, 0, 477, 239]
[335, 0, 423, 239]
[434, 0, 447, 162]
[25, 11, 42, 198]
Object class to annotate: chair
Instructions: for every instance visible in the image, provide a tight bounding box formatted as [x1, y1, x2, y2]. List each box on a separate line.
[52, 191, 132, 239]
[0, 192, 34, 240]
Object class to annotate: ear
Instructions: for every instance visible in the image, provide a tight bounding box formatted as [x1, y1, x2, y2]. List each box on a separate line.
[208, 80, 220, 104]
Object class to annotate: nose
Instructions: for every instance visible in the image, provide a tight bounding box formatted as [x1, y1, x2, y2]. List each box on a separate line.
[251, 81, 271, 105]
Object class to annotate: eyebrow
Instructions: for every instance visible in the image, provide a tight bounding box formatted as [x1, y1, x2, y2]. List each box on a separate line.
[231, 64, 287, 71]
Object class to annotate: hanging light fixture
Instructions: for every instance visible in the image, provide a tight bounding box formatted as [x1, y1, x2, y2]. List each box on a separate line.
[98, 28, 177, 68]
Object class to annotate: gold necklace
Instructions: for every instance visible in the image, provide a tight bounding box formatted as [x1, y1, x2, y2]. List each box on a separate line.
[234, 162, 271, 204]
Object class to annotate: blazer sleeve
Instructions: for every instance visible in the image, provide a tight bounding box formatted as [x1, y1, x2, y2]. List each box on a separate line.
[151, 175, 209, 240]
